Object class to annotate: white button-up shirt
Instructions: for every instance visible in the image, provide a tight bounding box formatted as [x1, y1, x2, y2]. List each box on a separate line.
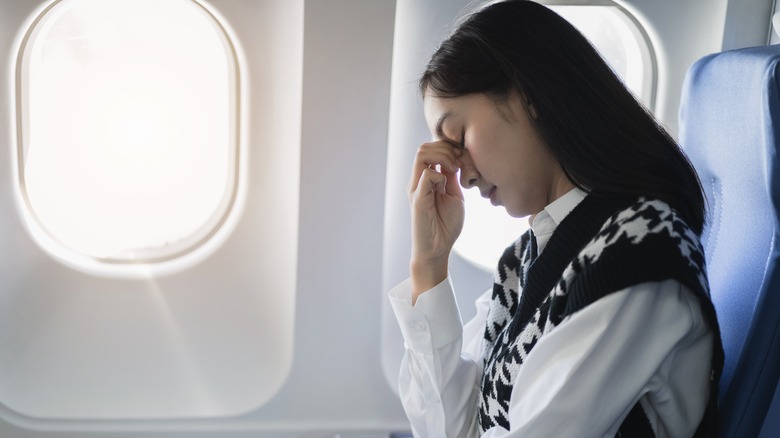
[389, 190, 714, 437]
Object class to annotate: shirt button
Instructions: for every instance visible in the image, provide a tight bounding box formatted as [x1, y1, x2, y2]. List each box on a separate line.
[415, 323, 427, 331]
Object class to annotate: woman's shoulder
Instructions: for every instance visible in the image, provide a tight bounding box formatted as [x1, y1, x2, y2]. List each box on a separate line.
[561, 196, 710, 317]
[579, 196, 707, 289]
[595, 197, 701, 249]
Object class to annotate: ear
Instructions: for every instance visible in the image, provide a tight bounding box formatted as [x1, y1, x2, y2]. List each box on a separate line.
[517, 91, 538, 120]
[522, 93, 538, 119]
[528, 102, 538, 120]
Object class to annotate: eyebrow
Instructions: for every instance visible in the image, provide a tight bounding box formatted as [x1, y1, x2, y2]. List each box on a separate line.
[434, 111, 456, 145]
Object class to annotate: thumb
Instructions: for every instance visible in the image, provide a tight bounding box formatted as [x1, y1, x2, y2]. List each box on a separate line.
[443, 170, 463, 200]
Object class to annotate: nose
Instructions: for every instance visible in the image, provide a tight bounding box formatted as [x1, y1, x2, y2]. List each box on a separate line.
[458, 150, 479, 189]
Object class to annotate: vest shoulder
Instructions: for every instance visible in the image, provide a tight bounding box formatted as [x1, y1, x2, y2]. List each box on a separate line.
[593, 198, 702, 250]
[560, 197, 709, 317]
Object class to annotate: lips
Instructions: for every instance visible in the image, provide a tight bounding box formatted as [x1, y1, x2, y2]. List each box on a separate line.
[481, 186, 497, 202]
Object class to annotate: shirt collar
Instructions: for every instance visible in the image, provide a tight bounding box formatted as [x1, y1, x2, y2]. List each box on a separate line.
[544, 187, 588, 226]
[530, 188, 588, 252]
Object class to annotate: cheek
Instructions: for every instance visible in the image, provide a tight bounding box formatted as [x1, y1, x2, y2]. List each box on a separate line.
[466, 133, 502, 174]
[470, 150, 498, 182]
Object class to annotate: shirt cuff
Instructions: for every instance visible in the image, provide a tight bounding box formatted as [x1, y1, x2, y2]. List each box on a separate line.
[388, 276, 464, 352]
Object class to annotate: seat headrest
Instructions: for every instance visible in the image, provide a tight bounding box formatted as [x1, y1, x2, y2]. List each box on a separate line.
[679, 44, 780, 436]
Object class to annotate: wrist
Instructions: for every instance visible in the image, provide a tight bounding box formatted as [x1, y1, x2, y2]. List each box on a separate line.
[410, 258, 448, 305]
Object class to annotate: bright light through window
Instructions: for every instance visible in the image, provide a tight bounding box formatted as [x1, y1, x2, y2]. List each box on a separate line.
[17, 0, 238, 265]
[454, 188, 530, 271]
[552, 5, 651, 102]
[453, 4, 653, 271]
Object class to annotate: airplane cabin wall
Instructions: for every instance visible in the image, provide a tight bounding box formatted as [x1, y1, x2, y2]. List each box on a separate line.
[0, 0, 776, 437]
[0, 0, 407, 436]
[620, 0, 774, 135]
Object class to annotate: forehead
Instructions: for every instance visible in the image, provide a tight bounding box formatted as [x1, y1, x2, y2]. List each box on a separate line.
[422, 94, 452, 131]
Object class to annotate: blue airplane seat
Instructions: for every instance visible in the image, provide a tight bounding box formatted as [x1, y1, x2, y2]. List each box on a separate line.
[679, 44, 780, 438]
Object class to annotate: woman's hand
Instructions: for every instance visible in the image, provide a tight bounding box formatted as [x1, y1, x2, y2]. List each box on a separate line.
[407, 141, 465, 303]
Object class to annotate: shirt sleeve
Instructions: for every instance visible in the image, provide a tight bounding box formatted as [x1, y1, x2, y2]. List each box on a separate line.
[390, 278, 714, 438]
[388, 276, 491, 438]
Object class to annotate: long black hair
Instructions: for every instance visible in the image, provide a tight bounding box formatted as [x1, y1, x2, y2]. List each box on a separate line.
[419, 0, 706, 235]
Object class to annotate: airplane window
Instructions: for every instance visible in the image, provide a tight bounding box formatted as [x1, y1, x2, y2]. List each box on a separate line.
[550, 5, 654, 105]
[16, 0, 239, 271]
[453, 3, 655, 271]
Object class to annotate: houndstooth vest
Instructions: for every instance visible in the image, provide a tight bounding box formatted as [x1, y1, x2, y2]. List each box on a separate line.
[477, 194, 723, 437]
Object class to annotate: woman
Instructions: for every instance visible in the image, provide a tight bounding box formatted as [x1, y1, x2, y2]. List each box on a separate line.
[388, 1, 724, 437]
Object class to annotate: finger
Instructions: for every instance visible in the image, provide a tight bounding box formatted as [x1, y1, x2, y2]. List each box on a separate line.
[423, 141, 461, 173]
[410, 168, 448, 207]
[410, 156, 455, 193]
[420, 167, 447, 196]
[409, 142, 461, 192]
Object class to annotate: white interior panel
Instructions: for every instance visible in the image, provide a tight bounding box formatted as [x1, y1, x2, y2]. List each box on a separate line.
[0, 0, 302, 420]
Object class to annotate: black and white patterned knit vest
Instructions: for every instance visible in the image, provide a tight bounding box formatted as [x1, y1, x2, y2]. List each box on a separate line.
[477, 194, 724, 437]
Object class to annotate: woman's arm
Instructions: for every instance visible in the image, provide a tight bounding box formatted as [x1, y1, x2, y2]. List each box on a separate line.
[390, 276, 493, 438]
[407, 140, 464, 304]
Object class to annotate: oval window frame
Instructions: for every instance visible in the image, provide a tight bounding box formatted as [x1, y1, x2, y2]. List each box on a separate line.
[14, 0, 242, 276]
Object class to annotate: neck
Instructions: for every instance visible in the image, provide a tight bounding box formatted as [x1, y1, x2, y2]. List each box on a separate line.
[546, 171, 576, 205]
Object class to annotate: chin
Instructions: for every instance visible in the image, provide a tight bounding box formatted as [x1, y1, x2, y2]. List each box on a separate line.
[504, 202, 542, 219]
[504, 206, 528, 218]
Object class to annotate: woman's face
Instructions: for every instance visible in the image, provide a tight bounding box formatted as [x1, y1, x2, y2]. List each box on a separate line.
[423, 92, 574, 218]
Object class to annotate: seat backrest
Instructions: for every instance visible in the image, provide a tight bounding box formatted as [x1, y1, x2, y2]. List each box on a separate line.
[679, 44, 780, 438]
